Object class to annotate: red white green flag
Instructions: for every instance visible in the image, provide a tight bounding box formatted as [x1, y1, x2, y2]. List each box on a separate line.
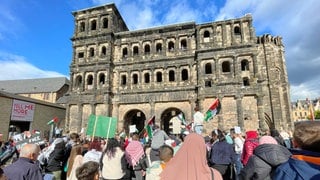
[47, 117, 59, 125]
[143, 115, 155, 139]
[204, 98, 221, 122]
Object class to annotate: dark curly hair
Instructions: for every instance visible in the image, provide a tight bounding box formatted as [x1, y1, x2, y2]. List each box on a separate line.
[76, 161, 99, 180]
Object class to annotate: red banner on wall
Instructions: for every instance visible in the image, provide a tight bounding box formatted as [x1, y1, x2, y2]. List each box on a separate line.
[11, 99, 35, 121]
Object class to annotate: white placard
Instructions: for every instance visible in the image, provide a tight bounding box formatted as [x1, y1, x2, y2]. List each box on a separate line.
[129, 125, 137, 133]
[11, 99, 35, 121]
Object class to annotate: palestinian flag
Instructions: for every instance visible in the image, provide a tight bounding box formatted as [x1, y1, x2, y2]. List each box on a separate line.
[204, 98, 221, 121]
[143, 116, 155, 139]
[47, 117, 59, 125]
[177, 113, 187, 125]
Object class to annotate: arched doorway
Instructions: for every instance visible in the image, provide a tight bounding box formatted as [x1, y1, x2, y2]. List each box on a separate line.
[123, 109, 146, 134]
[160, 108, 183, 135]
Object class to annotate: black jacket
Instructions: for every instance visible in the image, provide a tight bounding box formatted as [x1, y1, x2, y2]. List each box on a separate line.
[239, 144, 291, 180]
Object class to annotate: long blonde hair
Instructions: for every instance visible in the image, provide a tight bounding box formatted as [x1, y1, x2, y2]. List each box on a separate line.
[67, 144, 83, 177]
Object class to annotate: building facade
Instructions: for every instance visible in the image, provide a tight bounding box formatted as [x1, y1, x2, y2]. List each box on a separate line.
[66, 3, 292, 134]
[291, 98, 320, 121]
[0, 77, 70, 104]
[0, 90, 66, 141]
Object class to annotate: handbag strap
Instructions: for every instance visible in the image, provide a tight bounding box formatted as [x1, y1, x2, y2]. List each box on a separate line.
[210, 168, 214, 180]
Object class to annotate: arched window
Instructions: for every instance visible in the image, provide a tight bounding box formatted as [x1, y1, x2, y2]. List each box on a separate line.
[241, 60, 249, 71]
[243, 77, 250, 86]
[91, 20, 97, 30]
[99, 73, 105, 85]
[234, 26, 241, 35]
[132, 74, 138, 84]
[205, 63, 212, 74]
[80, 22, 85, 32]
[181, 69, 188, 81]
[101, 46, 107, 56]
[133, 46, 139, 55]
[144, 73, 150, 83]
[169, 70, 175, 81]
[204, 30, 210, 38]
[122, 47, 128, 57]
[168, 41, 174, 51]
[144, 44, 150, 54]
[180, 39, 187, 50]
[102, 18, 108, 28]
[222, 61, 231, 72]
[75, 75, 82, 88]
[156, 72, 162, 82]
[87, 75, 93, 85]
[156, 43, 162, 52]
[89, 48, 95, 57]
[121, 75, 127, 85]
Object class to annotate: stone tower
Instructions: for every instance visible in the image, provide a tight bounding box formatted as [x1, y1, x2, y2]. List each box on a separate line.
[66, 3, 292, 134]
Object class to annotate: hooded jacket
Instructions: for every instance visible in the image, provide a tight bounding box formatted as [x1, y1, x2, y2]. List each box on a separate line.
[273, 149, 320, 180]
[239, 144, 291, 180]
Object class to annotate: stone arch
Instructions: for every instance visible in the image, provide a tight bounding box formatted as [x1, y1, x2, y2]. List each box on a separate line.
[160, 107, 183, 134]
[123, 109, 146, 134]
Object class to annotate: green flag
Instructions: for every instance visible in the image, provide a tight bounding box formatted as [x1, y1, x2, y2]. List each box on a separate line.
[86, 114, 117, 138]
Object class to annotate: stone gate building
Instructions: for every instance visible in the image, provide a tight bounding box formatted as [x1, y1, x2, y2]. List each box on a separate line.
[66, 3, 292, 134]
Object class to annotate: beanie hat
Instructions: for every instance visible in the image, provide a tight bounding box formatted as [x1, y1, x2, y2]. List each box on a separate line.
[259, 135, 278, 145]
[246, 130, 258, 139]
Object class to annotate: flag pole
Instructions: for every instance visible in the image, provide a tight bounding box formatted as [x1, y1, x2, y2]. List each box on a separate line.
[92, 115, 98, 141]
[107, 117, 112, 138]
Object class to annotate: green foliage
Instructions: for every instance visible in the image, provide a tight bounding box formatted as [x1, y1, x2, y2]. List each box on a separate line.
[315, 110, 320, 119]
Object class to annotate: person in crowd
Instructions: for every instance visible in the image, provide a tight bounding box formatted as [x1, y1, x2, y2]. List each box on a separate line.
[62, 133, 80, 180]
[83, 138, 102, 163]
[273, 121, 320, 180]
[4, 143, 43, 180]
[239, 135, 291, 180]
[225, 129, 234, 144]
[0, 167, 7, 180]
[209, 129, 236, 179]
[231, 127, 244, 175]
[173, 131, 189, 154]
[150, 124, 170, 162]
[241, 130, 259, 166]
[160, 133, 223, 180]
[76, 161, 99, 180]
[66, 144, 83, 180]
[270, 129, 285, 146]
[193, 107, 204, 135]
[280, 129, 292, 148]
[125, 132, 147, 180]
[100, 138, 130, 180]
[45, 138, 66, 180]
[146, 145, 174, 180]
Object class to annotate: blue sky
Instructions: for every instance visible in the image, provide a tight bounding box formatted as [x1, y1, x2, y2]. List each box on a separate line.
[0, 0, 319, 101]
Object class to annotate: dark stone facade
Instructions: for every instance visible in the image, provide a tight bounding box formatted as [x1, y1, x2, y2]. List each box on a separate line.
[66, 3, 292, 134]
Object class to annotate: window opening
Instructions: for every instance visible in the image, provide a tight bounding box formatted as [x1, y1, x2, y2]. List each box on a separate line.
[133, 46, 139, 55]
[87, 75, 93, 85]
[121, 75, 127, 85]
[89, 48, 95, 57]
[205, 80, 212, 87]
[181, 69, 188, 81]
[156, 43, 162, 52]
[156, 72, 162, 82]
[205, 63, 212, 74]
[204, 31, 210, 38]
[133, 74, 138, 84]
[241, 60, 249, 71]
[180, 39, 187, 50]
[91, 20, 97, 30]
[243, 77, 250, 86]
[101, 46, 107, 56]
[99, 74, 105, 85]
[169, 70, 175, 81]
[168, 41, 174, 51]
[80, 22, 85, 32]
[78, 52, 84, 58]
[144, 44, 150, 54]
[144, 73, 150, 83]
[234, 26, 241, 35]
[103, 18, 108, 28]
[222, 61, 231, 72]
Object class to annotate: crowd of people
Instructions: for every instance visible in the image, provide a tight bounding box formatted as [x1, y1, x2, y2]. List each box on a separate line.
[0, 118, 319, 180]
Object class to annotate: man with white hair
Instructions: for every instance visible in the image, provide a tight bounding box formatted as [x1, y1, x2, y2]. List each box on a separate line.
[4, 143, 43, 180]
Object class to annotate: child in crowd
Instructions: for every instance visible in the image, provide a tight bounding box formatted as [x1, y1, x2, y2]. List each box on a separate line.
[273, 121, 320, 180]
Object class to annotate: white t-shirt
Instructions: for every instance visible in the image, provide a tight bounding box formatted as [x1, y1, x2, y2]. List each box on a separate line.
[193, 111, 204, 126]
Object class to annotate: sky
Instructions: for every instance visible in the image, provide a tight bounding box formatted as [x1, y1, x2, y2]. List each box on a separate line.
[0, 0, 319, 102]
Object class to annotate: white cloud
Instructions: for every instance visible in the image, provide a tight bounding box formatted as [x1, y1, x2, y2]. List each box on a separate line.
[0, 52, 67, 80]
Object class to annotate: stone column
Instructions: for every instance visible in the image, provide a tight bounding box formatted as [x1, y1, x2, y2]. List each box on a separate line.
[236, 95, 244, 129]
[256, 95, 266, 130]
